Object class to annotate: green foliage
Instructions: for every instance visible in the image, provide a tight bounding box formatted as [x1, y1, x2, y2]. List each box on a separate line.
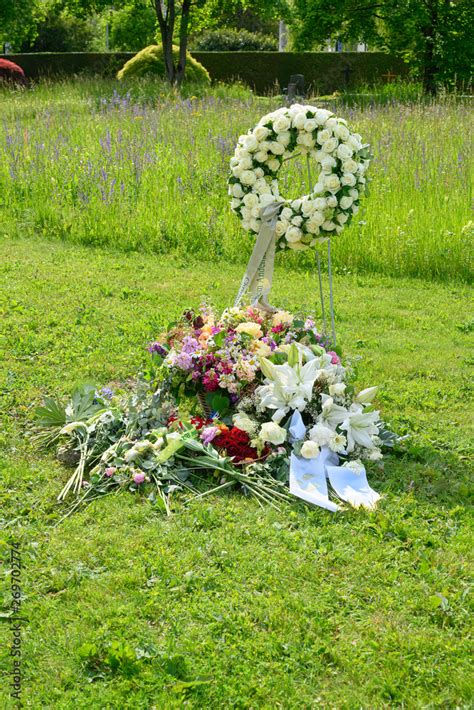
[1, 236, 473, 707]
[20, 7, 95, 52]
[290, 0, 474, 92]
[191, 28, 277, 51]
[108, 1, 157, 52]
[117, 44, 210, 83]
[192, 50, 409, 94]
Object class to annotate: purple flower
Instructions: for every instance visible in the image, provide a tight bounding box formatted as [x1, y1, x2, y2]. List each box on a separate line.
[148, 342, 167, 356]
[200, 426, 220, 444]
[133, 471, 146, 484]
[181, 336, 199, 354]
[99, 387, 114, 400]
[175, 352, 193, 370]
[104, 466, 116, 477]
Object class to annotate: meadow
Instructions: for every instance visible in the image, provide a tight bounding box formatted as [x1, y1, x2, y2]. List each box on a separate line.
[0, 79, 473, 708]
[0, 78, 472, 282]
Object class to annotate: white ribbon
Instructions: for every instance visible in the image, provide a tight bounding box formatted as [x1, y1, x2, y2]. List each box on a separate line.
[234, 202, 282, 313]
[288, 411, 380, 512]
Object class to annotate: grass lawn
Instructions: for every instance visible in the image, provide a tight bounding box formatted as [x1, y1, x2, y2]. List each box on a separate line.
[1, 237, 472, 708]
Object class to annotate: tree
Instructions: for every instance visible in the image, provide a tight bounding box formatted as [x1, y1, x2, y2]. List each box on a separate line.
[290, 0, 473, 94]
[0, 0, 41, 50]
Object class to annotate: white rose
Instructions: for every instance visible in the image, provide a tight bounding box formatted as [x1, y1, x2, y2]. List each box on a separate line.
[297, 133, 314, 148]
[275, 219, 289, 236]
[240, 170, 256, 186]
[326, 117, 338, 129]
[322, 138, 338, 153]
[291, 198, 302, 210]
[301, 199, 315, 216]
[351, 204, 360, 215]
[336, 213, 349, 224]
[292, 111, 308, 129]
[285, 226, 302, 243]
[339, 196, 353, 209]
[335, 124, 350, 140]
[269, 142, 285, 155]
[231, 183, 244, 198]
[300, 440, 320, 459]
[347, 135, 361, 151]
[249, 218, 260, 232]
[231, 166, 243, 178]
[326, 195, 338, 207]
[349, 188, 359, 199]
[304, 118, 317, 133]
[276, 131, 291, 146]
[254, 126, 270, 141]
[254, 177, 268, 191]
[243, 135, 258, 152]
[329, 383, 346, 396]
[254, 151, 267, 163]
[341, 173, 357, 187]
[240, 207, 251, 220]
[337, 143, 353, 160]
[281, 206, 293, 220]
[317, 129, 331, 144]
[320, 155, 337, 171]
[243, 192, 258, 208]
[268, 158, 280, 172]
[342, 159, 358, 173]
[291, 215, 303, 226]
[313, 197, 326, 210]
[307, 211, 324, 228]
[325, 174, 340, 192]
[233, 413, 258, 435]
[273, 114, 291, 132]
[322, 220, 336, 231]
[230, 198, 240, 209]
[315, 109, 331, 124]
[260, 421, 287, 445]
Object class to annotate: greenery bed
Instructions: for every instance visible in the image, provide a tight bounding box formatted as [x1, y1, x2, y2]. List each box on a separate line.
[1, 237, 472, 707]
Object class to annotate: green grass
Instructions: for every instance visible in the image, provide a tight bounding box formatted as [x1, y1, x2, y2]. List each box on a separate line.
[0, 78, 472, 282]
[1, 237, 473, 708]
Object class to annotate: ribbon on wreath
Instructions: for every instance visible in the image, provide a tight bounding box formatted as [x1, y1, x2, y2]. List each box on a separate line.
[234, 201, 283, 313]
[288, 411, 381, 511]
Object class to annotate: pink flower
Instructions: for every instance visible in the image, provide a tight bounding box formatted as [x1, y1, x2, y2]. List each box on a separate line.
[104, 467, 116, 477]
[133, 471, 146, 485]
[327, 351, 341, 365]
[201, 426, 220, 444]
[202, 370, 219, 391]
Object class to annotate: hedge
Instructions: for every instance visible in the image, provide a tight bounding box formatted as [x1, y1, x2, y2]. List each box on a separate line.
[0, 52, 409, 92]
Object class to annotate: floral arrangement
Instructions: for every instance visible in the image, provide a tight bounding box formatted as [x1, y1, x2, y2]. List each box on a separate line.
[34, 306, 395, 518]
[228, 104, 371, 251]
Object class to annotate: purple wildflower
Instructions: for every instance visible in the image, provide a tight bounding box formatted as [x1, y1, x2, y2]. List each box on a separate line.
[148, 342, 167, 356]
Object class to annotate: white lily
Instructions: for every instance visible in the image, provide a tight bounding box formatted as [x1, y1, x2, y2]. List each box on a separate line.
[256, 347, 320, 420]
[356, 386, 378, 404]
[318, 394, 348, 429]
[341, 404, 380, 452]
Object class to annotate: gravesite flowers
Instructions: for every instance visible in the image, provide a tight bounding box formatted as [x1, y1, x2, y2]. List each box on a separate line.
[33, 304, 394, 516]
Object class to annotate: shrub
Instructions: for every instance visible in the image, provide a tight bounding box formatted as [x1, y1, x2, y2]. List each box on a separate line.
[117, 45, 210, 83]
[0, 59, 26, 83]
[21, 10, 94, 52]
[191, 28, 277, 52]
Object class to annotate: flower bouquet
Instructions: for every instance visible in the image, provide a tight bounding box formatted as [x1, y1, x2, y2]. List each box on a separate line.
[34, 305, 395, 518]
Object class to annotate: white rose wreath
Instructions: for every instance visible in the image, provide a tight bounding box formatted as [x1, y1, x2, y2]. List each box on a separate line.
[228, 104, 371, 252]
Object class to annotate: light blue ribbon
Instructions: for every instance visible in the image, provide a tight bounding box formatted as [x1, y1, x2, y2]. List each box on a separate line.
[288, 411, 380, 511]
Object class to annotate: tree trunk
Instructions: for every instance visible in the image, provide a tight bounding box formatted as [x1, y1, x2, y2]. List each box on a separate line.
[421, 4, 439, 95]
[154, 0, 177, 85]
[176, 0, 192, 85]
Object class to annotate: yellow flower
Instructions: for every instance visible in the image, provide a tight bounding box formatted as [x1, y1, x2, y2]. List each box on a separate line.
[236, 322, 263, 339]
[272, 310, 294, 327]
